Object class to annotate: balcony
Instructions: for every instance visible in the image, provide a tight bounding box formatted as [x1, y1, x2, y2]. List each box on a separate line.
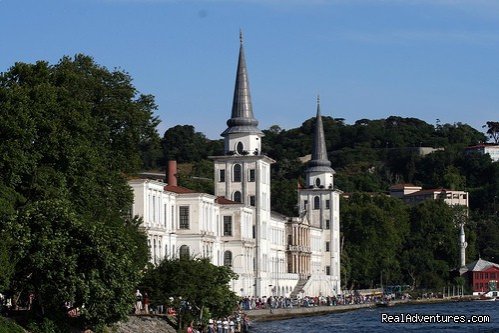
[287, 245, 311, 253]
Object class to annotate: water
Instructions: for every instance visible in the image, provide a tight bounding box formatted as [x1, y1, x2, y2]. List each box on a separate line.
[251, 301, 499, 333]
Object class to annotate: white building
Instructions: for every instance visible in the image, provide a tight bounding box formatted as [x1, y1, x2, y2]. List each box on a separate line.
[130, 35, 342, 298]
[465, 144, 499, 162]
[389, 184, 469, 207]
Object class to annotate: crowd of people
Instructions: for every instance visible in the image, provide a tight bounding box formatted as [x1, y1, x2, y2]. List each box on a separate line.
[186, 312, 251, 333]
[238, 292, 413, 310]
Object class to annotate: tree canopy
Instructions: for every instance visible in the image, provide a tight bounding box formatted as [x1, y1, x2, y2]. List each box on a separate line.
[0, 54, 154, 331]
[140, 258, 239, 329]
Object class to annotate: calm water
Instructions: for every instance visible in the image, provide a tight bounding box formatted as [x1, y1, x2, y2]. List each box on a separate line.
[251, 301, 499, 333]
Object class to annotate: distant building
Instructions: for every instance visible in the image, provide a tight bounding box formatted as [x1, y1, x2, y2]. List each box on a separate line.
[459, 259, 499, 296]
[389, 184, 469, 207]
[465, 144, 499, 162]
[414, 147, 445, 156]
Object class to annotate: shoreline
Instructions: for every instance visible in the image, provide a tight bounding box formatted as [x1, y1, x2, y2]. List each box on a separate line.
[246, 296, 479, 322]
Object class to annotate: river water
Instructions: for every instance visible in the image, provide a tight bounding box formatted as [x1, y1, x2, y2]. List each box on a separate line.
[251, 301, 499, 332]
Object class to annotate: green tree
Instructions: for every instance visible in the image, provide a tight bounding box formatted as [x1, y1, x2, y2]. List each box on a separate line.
[402, 200, 459, 290]
[141, 258, 239, 329]
[0, 55, 154, 330]
[483, 121, 499, 143]
[5, 200, 146, 331]
[162, 125, 219, 163]
[341, 194, 409, 289]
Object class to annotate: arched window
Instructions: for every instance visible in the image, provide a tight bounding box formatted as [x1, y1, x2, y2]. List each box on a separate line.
[234, 191, 242, 203]
[314, 196, 320, 210]
[224, 251, 233, 267]
[236, 142, 244, 154]
[315, 178, 321, 187]
[179, 245, 190, 260]
[233, 164, 242, 182]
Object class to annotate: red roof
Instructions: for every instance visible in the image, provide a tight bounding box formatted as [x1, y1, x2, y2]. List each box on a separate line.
[215, 196, 241, 205]
[389, 183, 418, 190]
[164, 185, 197, 194]
[466, 143, 499, 149]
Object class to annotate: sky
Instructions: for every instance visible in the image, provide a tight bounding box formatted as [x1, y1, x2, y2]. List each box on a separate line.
[1, 0, 499, 139]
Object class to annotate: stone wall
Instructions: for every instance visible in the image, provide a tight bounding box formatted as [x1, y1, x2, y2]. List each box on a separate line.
[111, 315, 176, 333]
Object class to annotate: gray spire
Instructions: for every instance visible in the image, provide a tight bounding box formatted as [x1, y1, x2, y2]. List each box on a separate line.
[221, 32, 263, 137]
[307, 96, 335, 173]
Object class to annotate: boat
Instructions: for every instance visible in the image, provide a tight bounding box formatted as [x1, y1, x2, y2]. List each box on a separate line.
[477, 295, 496, 302]
[375, 300, 394, 307]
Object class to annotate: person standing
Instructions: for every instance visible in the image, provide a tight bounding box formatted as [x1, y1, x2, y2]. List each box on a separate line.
[207, 319, 216, 333]
[135, 290, 143, 314]
[143, 292, 150, 314]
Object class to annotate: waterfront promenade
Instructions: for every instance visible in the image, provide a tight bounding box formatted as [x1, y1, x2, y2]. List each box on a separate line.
[247, 296, 479, 322]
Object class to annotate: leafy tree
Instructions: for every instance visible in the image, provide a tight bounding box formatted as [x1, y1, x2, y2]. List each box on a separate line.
[141, 258, 239, 329]
[402, 200, 460, 290]
[0, 55, 154, 330]
[483, 121, 499, 143]
[5, 200, 146, 331]
[341, 194, 409, 289]
[162, 125, 222, 163]
[475, 214, 499, 262]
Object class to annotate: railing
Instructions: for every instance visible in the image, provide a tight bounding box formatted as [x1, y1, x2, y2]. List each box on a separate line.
[288, 245, 311, 252]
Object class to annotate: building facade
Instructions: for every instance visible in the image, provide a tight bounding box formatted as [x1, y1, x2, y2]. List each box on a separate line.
[465, 144, 499, 162]
[130, 35, 341, 298]
[389, 184, 469, 207]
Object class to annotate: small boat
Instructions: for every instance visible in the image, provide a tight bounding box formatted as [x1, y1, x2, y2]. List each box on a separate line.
[477, 295, 496, 302]
[376, 301, 393, 307]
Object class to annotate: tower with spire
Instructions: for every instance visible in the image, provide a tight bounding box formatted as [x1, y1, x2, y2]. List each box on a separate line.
[211, 32, 275, 297]
[296, 97, 342, 295]
[459, 224, 467, 268]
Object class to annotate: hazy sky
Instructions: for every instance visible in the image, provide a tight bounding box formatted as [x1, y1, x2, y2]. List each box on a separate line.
[2, 0, 499, 139]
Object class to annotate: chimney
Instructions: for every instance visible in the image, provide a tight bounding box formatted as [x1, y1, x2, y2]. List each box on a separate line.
[167, 160, 177, 187]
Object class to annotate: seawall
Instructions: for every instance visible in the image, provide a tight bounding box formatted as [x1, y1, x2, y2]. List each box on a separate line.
[247, 296, 478, 322]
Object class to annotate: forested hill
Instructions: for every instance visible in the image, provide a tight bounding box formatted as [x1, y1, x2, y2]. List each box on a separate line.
[159, 118, 499, 290]
[160, 117, 499, 216]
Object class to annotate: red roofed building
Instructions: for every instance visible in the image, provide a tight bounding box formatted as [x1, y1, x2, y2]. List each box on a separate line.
[460, 259, 499, 296]
[465, 143, 499, 162]
[389, 184, 469, 207]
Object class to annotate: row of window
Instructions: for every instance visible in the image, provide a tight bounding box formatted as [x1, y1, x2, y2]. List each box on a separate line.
[230, 191, 256, 205]
[303, 197, 331, 210]
[178, 246, 241, 268]
[474, 272, 497, 280]
[219, 166, 256, 183]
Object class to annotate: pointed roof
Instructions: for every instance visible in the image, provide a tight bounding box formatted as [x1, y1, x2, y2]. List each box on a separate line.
[306, 96, 335, 173]
[465, 258, 499, 272]
[221, 32, 263, 137]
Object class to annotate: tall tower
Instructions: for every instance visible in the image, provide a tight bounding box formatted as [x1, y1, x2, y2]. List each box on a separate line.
[459, 224, 467, 268]
[297, 97, 341, 295]
[211, 33, 275, 297]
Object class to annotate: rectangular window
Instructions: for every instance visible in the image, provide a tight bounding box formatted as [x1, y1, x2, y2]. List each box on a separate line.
[325, 219, 330, 230]
[219, 169, 225, 182]
[303, 200, 308, 210]
[250, 195, 256, 206]
[326, 266, 331, 275]
[252, 225, 256, 239]
[152, 196, 156, 222]
[179, 206, 189, 229]
[249, 169, 256, 182]
[223, 216, 232, 236]
[164, 204, 167, 227]
[326, 200, 330, 209]
[325, 241, 330, 252]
